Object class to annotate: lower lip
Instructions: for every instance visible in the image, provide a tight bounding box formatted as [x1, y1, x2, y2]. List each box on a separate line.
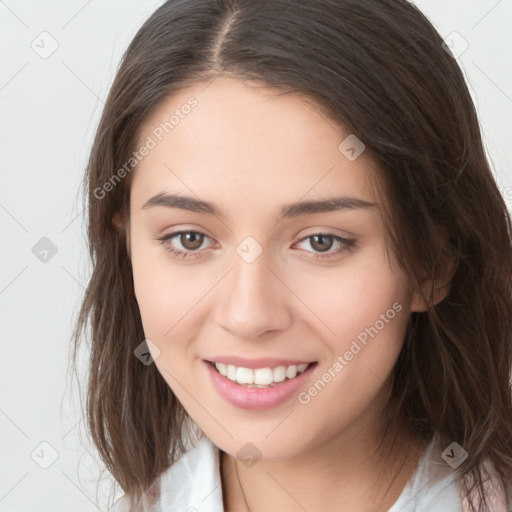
[204, 360, 317, 410]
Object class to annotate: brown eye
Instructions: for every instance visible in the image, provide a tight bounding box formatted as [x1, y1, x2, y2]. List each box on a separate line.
[179, 231, 204, 250]
[309, 234, 334, 252]
[294, 232, 356, 260]
[156, 230, 213, 259]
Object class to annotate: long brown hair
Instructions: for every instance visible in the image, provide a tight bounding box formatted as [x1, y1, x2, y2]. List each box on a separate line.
[70, 0, 512, 510]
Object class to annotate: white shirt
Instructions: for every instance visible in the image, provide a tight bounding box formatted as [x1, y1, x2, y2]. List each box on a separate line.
[112, 432, 509, 511]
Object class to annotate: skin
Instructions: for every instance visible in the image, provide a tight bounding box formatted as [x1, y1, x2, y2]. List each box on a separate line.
[123, 76, 442, 511]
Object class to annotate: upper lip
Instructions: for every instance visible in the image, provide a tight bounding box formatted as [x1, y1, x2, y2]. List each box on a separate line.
[205, 356, 316, 369]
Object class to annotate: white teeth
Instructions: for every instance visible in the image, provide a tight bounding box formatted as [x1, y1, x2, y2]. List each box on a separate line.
[253, 368, 274, 385]
[236, 367, 254, 384]
[213, 361, 312, 386]
[216, 362, 227, 376]
[227, 364, 237, 381]
[286, 365, 297, 379]
[273, 366, 287, 382]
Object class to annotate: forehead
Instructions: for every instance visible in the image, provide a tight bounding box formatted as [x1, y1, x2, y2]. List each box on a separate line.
[130, 76, 379, 216]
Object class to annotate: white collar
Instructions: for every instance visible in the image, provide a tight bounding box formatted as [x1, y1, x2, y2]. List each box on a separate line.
[159, 434, 224, 511]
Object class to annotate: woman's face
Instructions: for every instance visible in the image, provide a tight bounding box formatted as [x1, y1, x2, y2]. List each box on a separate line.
[127, 76, 419, 459]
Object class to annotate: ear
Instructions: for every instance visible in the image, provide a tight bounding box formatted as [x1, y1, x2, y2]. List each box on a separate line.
[112, 211, 131, 259]
[410, 257, 455, 312]
[112, 212, 123, 231]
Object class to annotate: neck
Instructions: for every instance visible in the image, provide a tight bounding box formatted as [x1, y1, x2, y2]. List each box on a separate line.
[220, 416, 426, 512]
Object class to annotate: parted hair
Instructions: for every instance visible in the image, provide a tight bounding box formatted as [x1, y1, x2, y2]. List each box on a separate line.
[71, 0, 512, 510]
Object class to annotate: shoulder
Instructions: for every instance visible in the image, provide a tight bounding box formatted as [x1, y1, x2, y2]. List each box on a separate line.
[390, 432, 510, 512]
[159, 434, 224, 511]
[108, 493, 130, 512]
[460, 457, 511, 512]
[108, 435, 224, 512]
[389, 433, 462, 511]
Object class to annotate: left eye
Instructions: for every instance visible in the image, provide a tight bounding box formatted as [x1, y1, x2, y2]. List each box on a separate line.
[156, 231, 355, 260]
[293, 233, 356, 259]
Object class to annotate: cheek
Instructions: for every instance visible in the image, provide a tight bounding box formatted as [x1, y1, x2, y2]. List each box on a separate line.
[289, 245, 411, 351]
[130, 231, 176, 339]
[130, 233, 216, 365]
[284, 251, 411, 440]
[130, 226, 181, 317]
[133, 268, 209, 349]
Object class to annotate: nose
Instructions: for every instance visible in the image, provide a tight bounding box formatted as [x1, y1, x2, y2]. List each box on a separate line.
[214, 245, 293, 340]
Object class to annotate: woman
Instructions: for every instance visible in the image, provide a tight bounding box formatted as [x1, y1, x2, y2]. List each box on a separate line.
[71, 0, 512, 510]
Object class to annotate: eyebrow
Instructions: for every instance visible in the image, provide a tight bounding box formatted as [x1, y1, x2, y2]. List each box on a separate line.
[141, 192, 375, 220]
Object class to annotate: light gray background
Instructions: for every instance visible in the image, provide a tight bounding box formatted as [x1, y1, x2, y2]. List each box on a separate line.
[0, 1, 511, 510]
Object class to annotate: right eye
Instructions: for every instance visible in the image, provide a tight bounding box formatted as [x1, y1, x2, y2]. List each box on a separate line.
[156, 230, 215, 259]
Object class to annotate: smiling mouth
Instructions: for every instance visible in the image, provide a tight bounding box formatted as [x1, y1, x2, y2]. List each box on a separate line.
[207, 360, 317, 388]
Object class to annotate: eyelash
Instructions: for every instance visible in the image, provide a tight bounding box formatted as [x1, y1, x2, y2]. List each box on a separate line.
[155, 230, 356, 260]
